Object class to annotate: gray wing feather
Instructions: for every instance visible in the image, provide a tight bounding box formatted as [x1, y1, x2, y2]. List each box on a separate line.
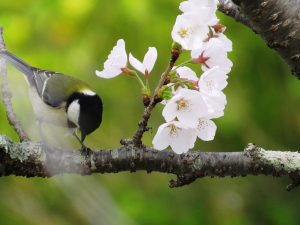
[35, 71, 69, 107]
[32, 69, 58, 98]
[0, 51, 34, 85]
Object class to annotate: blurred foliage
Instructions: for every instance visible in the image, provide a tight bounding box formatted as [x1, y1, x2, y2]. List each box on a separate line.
[1, 0, 300, 224]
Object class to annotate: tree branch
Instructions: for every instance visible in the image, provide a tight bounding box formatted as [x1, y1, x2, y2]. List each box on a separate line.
[218, 0, 300, 79]
[0, 27, 30, 142]
[218, 0, 253, 30]
[0, 135, 299, 191]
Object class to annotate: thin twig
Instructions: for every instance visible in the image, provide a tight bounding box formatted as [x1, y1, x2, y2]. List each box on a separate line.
[0, 26, 30, 142]
[132, 50, 181, 146]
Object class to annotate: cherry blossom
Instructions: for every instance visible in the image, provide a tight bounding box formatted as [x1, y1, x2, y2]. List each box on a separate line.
[163, 88, 213, 128]
[197, 66, 228, 119]
[171, 12, 209, 50]
[198, 66, 228, 95]
[191, 38, 233, 73]
[152, 121, 197, 153]
[129, 47, 158, 78]
[96, 39, 128, 78]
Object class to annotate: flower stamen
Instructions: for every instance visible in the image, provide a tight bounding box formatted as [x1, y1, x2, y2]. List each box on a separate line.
[176, 98, 192, 112]
[178, 26, 193, 38]
[168, 124, 180, 138]
[197, 118, 208, 130]
[206, 79, 214, 92]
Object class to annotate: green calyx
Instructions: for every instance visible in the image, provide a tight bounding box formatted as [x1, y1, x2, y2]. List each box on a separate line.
[157, 85, 173, 101]
[171, 42, 183, 53]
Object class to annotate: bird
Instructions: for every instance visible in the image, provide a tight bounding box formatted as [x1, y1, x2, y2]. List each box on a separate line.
[0, 50, 103, 154]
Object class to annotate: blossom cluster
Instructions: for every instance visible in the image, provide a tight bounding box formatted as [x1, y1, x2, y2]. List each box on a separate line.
[95, 0, 233, 154]
[152, 0, 233, 153]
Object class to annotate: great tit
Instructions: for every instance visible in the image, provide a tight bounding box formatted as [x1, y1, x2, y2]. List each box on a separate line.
[0, 51, 103, 154]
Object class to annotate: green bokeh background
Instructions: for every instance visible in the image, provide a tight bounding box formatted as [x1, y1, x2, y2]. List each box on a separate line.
[1, 1, 300, 224]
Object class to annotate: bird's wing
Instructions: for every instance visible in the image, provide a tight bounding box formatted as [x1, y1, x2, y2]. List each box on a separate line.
[32, 69, 69, 107]
[32, 68, 57, 96]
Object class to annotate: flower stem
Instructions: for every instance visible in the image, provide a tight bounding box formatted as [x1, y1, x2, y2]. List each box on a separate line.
[173, 59, 193, 70]
[132, 71, 146, 88]
[167, 80, 189, 87]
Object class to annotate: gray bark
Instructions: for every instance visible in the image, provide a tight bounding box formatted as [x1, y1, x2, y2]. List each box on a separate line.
[1, 135, 300, 191]
[219, 0, 300, 78]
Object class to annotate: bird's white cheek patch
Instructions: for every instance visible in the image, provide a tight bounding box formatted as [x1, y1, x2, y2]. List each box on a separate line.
[67, 100, 80, 127]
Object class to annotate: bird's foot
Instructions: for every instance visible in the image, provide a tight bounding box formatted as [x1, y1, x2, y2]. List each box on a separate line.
[80, 145, 93, 156]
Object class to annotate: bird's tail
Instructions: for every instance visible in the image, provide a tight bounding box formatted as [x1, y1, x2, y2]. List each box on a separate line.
[0, 51, 34, 85]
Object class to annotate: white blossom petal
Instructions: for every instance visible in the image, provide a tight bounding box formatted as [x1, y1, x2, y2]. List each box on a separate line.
[208, 33, 232, 52]
[152, 123, 172, 150]
[143, 47, 157, 74]
[162, 98, 178, 122]
[195, 118, 216, 141]
[179, 0, 219, 25]
[96, 39, 127, 79]
[201, 91, 226, 119]
[129, 53, 144, 74]
[176, 66, 198, 81]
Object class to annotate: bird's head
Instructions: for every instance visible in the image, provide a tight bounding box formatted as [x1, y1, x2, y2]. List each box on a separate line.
[66, 91, 103, 142]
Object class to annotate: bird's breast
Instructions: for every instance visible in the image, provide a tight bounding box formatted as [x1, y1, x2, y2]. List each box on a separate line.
[28, 87, 68, 127]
